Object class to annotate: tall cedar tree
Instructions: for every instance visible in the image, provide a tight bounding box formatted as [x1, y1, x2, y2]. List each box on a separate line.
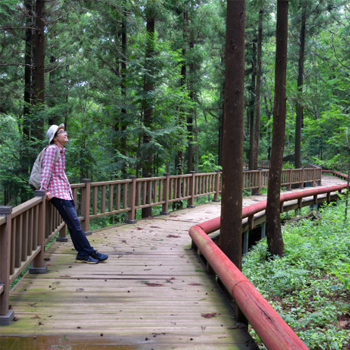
[33, 0, 45, 139]
[141, 14, 155, 218]
[173, 8, 188, 211]
[220, 0, 245, 270]
[253, 9, 264, 171]
[248, 38, 256, 171]
[266, 0, 289, 257]
[294, 2, 306, 168]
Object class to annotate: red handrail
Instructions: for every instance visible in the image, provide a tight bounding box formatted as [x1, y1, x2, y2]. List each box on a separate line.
[189, 183, 348, 350]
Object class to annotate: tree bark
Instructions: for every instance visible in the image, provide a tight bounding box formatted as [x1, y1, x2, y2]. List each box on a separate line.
[266, 0, 289, 257]
[248, 40, 256, 170]
[218, 78, 225, 167]
[115, 7, 128, 177]
[141, 16, 155, 218]
[187, 38, 195, 173]
[253, 9, 264, 171]
[33, 0, 45, 140]
[220, 0, 245, 270]
[294, 3, 306, 169]
[24, 0, 33, 121]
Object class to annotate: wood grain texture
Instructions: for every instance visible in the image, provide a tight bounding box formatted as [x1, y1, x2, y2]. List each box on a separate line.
[4, 201, 256, 349]
[3, 175, 346, 349]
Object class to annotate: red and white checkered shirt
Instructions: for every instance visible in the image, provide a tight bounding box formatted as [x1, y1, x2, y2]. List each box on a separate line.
[40, 144, 73, 200]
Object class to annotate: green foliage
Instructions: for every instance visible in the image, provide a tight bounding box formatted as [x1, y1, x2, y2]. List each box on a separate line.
[1, 0, 350, 206]
[0, 0, 17, 18]
[283, 161, 294, 169]
[243, 200, 350, 349]
[198, 153, 221, 173]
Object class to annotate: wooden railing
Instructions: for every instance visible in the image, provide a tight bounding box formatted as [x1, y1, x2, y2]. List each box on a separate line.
[0, 167, 321, 325]
[0, 190, 66, 325]
[189, 182, 348, 350]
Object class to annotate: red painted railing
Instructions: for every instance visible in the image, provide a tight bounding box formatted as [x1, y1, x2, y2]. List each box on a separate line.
[189, 181, 349, 350]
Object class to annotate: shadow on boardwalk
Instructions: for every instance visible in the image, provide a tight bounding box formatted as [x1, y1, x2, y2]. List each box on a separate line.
[0, 174, 346, 349]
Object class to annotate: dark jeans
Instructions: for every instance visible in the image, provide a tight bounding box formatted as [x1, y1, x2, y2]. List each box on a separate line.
[51, 198, 94, 257]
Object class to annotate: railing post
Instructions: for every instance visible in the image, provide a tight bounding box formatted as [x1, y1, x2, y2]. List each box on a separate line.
[188, 171, 196, 208]
[261, 221, 266, 239]
[56, 224, 68, 242]
[287, 168, 292, 190]
[243, 230, 249, 255]
[0, 206, 15, 325]
[256, 168, 262, 195]
[160, 173, 170, 215]
[81, 179, 92, 236]
[300, 167, 305, 189]
[213, 170, 221, 202]
[30, 191, 47, 275]
[126, 175, 137, 224]
[311, 168, 316, 187]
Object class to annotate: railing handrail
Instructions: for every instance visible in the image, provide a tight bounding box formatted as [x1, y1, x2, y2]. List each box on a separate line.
[0, 167, 323, 326]
[11, 196, 42, 219]
[189, 181, 348, 350]
[0, 167, 322, 233]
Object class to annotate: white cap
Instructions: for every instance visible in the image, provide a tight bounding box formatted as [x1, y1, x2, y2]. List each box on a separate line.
[46, 123, 64, 144]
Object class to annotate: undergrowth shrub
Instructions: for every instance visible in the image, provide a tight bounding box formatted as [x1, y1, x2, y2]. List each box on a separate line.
[243, 199, 350, 350]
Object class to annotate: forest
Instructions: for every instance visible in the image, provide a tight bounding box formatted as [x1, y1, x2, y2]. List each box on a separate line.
[1, 0, 350, 207]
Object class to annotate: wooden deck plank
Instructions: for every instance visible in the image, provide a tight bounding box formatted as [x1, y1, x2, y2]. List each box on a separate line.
[2, 174, 347, 349]
[3, 201, 257, 348]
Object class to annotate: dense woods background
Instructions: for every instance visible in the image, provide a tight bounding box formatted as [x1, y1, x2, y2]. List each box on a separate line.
[1, 0, 350, 207]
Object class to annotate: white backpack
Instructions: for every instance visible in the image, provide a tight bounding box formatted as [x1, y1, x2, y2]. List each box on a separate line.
[29, 146, 60, 190]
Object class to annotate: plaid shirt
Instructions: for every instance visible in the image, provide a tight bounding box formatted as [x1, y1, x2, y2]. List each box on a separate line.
[40, 144, 73, 200]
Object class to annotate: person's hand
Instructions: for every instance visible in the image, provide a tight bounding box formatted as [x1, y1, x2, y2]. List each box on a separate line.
[46, 192, 52, 201]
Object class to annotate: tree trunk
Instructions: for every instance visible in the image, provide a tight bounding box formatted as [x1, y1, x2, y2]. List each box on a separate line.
[218, 78, 225, 167]
[263, 77, 273, 161]
[141, 16, 155, 218]
[220, 0, 246, 270]
[173, 9, 188, 210]
[294, 4, 306, 169]
[248, 40, 256, 170]
[253, 9, 264, 171]
[24, 0, 33, 121]
[187, 38, 195, 173]
[266, 0, 289, 257]
[33, 0, 45, 139]
[187, 94, 194, 172]
[115, 8, 128, 177]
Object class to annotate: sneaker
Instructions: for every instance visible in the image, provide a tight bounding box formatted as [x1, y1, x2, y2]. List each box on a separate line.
[76, 255, 99, 264]
[90, 251, 108, 262]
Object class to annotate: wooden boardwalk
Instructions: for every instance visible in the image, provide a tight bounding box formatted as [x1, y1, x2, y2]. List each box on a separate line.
[1, 175, 346, 350]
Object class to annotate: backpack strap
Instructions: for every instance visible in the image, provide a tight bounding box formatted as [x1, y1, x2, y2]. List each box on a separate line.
[39, 145, 61, 165]
[38, 147, 48, 165]
[54, 144, 60, 163]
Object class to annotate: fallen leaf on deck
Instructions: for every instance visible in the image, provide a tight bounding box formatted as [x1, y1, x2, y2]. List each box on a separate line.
[201, 312, 220, 318]
[150, 226, 160, 228]
[30, 315, 40, 319]
[167, 235, 180, 238]
[188, 283, 203, 286]
[145, 283, 163, 287]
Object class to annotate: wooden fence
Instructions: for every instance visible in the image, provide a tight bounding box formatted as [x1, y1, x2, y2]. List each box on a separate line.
[0, 167, 321, 325]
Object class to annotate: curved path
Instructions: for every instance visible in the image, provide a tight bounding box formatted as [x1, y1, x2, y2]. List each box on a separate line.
[0, 175, 346, 350]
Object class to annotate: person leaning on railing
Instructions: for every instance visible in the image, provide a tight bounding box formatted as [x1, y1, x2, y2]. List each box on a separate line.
[40, 123, 108, 264]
